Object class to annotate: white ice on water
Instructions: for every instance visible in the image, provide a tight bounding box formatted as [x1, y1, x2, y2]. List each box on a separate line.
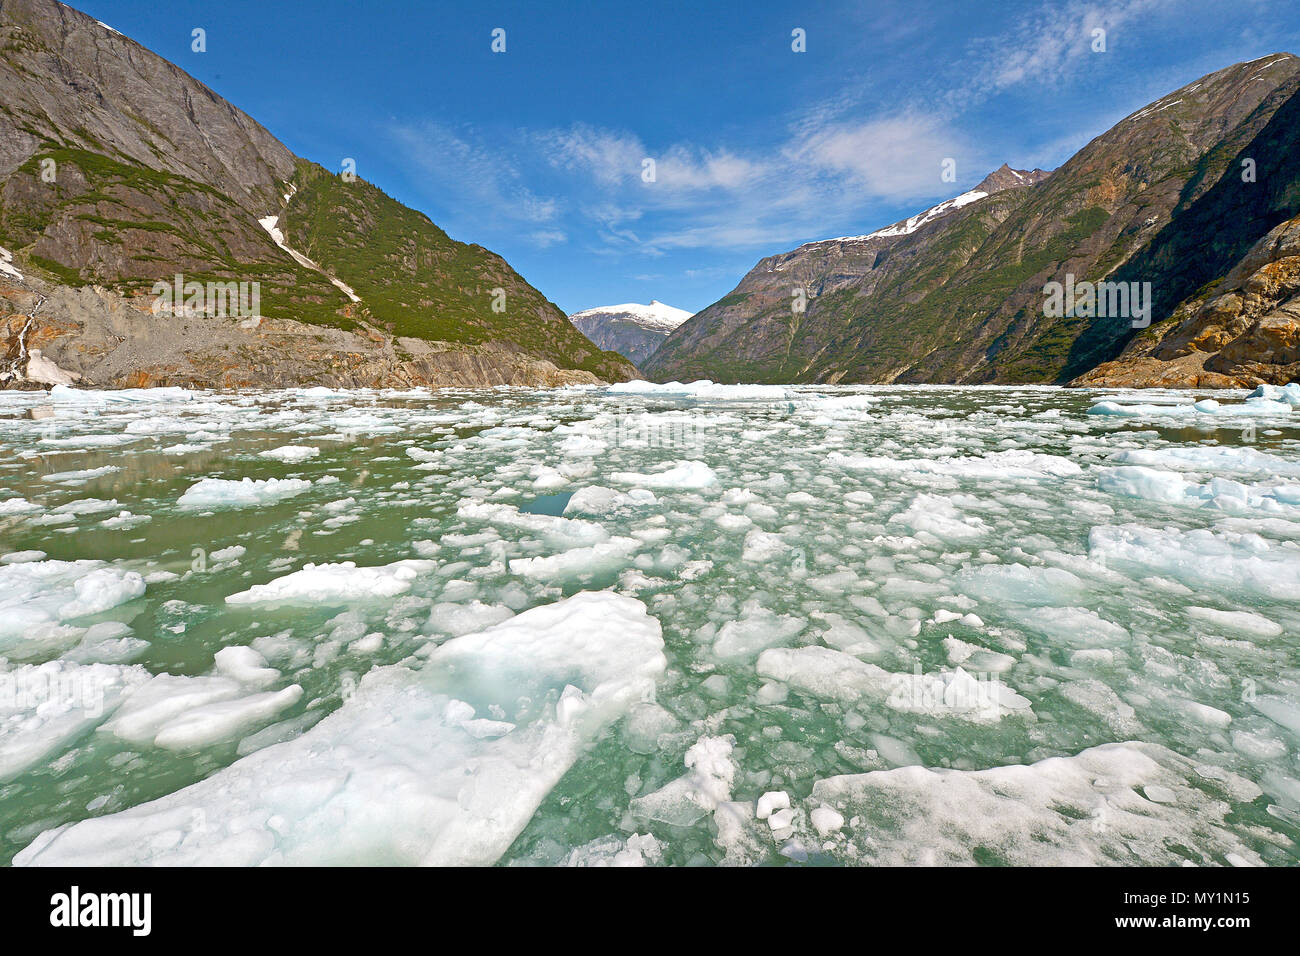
[0, 379, 1298, 866]
[17, 592, 665, 865]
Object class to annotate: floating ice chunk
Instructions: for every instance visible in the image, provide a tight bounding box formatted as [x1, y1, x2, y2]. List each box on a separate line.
[756, 790, 790, 820]
[1090, 524, 1300, 599]
[808, 742, 1265, 865]
[1186, 606, 1283, 637]
[259, 445, 319, 463]
[0, 660, 149, 782]
[63, 621, 148, 665]
[1099, 465, 1300, 513]
[713, 603, 806, 660]
[629, 735, 737, 827]
[621, 701, 679, 754]
[1248, 382, 1300, 406]
[810, 805, 845, 836]
[1059, 680, 1142, 736]
[41, 465, 121, 484]
[829, 449, 1080, 480]
[559, 435, 607, 457]
[0, 560, 146, 645]
[942, 636, 1015, 672]
[458, 500, 609, 547]
[563, 486, 656, 515]
[17, 592, 665, 866]
[101, 674, 250, 745]
[153, 686, 304, 751]
[607, 380, 789, 400]
[1110, 445, 1300, 478]
[405, 446, 441, 463]
[0, 498, 41, 515]
[741, 529, 787, 561]
[225, 560, 435, 606]
[957, 563, 1091, 607]
[49, 384, 194, 404]
[890, 494, 988, 542]
[52, 498, 120, 516]
[757, 646, 1031, 722]
[178, 476, 312, 509]
[1004, 606, 1129, 646]
[1, 550, 46, 563]
[1089, 397, 1292, 417]
[561, 832, 663, 867]
[530, 466, 567, 490]
[212, 646, 280, 687]
[609, 460, 718, 489]
[99, 511, 151, 530]
[426, 601, 515, 638]
[1252, 696, 1300, 737]
[507, 538, 641, 582]
[1098, 465, 1196, 504]
[814, 613, 881, 657]
[767, 807, 794, 833]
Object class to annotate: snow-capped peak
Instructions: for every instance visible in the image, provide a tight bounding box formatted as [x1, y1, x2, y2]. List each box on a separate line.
[810, 189, 990, 247]
[569, 300, 693, 333]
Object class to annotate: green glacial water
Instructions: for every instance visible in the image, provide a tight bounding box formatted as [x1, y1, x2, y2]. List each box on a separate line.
[1, 381, 1298, 865]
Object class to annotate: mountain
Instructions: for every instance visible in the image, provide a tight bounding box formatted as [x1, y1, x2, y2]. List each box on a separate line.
[1073, 209, 1300, 387]
[646, 55, 1300, 387]
[569, 300, 693, 365]
[0, 0, 636, 388]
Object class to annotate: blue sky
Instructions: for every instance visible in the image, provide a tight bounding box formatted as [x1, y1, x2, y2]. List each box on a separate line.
[76, 0, 1300, 315]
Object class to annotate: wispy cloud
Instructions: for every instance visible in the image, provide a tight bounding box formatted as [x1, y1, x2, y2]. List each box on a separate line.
[389, 121, 560, 227]
[385, 0, 1193, 264]
[521, 111, 970, 254]
[528, 229, 568, 248]
[958, 0, 1174, 99]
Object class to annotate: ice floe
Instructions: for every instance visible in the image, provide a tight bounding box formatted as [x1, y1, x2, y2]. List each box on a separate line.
[16, 592, 665, 865]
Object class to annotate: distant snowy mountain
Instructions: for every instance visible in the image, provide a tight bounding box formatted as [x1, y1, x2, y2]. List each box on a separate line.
[570, 300, 694, 365]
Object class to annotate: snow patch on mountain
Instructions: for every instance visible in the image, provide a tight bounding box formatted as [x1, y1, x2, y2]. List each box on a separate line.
[570, 301, 693, 334]
[0, 246, 22, 281]
[258, 216, 360, 303]
[810, 189, 989, 247]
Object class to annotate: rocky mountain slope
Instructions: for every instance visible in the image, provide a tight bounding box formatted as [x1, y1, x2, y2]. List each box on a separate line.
[646, 54, 1300, 386]
[0, 0, 635, 388]
[1073, 210, 1300, 387]
[569, 300, 693, 365]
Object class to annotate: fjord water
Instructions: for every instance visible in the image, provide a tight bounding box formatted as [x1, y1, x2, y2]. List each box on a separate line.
[1, 383, 1298, 865]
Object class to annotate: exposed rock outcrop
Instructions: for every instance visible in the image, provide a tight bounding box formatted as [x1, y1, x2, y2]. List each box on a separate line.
[1073, 214, 1300, 387]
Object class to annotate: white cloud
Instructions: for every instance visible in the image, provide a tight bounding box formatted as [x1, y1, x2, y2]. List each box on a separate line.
[528, 229, 568, 248]
[788, 113, 969, 200]
[520, 111, 972, 255]
[962, 0, 1173, 97]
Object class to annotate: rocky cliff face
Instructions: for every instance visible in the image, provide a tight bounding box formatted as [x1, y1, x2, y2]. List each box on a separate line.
[569, 300, 693, 366]
[0, 0, 635, 389]
[1073, 212, 1300, 387]
[646, 55, 1300, 386]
